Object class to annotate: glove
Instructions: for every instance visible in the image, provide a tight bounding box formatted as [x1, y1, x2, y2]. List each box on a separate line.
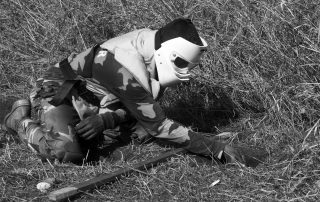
[218, 145, 268, 167]
[75, 110, 124, 141]
[75, 114, 105, 140]
[218, 145, 246, 166]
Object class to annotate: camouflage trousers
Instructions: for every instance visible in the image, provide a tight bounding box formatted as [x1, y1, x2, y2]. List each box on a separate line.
[26, 79, 151, 163]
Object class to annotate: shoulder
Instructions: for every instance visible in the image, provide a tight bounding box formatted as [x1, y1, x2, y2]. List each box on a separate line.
[100, 28, 153, 52]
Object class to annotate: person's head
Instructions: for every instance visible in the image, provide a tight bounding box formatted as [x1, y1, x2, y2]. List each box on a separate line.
[154, 18, 208, 88]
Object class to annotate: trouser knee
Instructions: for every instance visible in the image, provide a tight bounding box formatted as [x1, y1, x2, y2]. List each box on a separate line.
[38, 133, 85, 164]
[35, 101, 85, 163]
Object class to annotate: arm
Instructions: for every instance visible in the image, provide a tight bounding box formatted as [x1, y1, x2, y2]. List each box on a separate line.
[91, 52, 227, 159]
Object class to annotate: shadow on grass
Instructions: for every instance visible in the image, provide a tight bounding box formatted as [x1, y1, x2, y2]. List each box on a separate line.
[161, 81, 240, 133]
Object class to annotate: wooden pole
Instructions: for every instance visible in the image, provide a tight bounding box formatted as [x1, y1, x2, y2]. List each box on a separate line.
[48, 148, 187, 201]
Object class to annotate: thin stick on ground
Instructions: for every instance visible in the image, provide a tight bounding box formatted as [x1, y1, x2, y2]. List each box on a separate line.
[48, 148, 187, 201]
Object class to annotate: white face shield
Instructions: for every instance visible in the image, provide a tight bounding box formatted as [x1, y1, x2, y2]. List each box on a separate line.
[154, 37, 208, 87]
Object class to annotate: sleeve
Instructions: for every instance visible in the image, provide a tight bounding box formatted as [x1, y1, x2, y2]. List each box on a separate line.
[99, 108, 129, 129]
[91, 51, 226, 158]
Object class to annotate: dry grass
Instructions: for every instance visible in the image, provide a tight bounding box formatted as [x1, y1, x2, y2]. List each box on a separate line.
[1, 0, 320, 201]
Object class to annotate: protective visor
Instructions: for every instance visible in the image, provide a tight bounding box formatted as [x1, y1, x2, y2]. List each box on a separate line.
[171, 37, 207, 76]
[155, 37, 208, 87]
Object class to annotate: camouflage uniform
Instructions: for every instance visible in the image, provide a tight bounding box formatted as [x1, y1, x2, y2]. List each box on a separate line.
[23, 28, 227, 163]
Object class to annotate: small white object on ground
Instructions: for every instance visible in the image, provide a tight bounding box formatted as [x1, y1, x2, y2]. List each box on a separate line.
[37, 182, 51, 193]
[36, 178, 57, 193]
[209, 179, 220, 187]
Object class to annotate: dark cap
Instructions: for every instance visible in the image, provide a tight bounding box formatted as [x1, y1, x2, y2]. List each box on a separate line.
[155, 18, 203, 50]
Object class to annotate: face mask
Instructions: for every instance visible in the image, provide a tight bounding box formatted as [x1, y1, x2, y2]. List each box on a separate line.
[154, 37, 208, 87]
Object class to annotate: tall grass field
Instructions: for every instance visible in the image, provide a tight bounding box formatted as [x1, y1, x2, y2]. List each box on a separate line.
[0, 0, 320, 201]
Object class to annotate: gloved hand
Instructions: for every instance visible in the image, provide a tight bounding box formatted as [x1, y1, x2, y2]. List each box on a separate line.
[75, 114, 105, 140]
[217, 145, 246, 166]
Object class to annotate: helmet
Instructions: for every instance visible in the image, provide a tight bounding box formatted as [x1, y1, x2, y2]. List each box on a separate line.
[154, 18, 208, 87]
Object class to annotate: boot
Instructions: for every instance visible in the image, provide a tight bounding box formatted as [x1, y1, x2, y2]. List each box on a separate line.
[3, 99, 31, 142]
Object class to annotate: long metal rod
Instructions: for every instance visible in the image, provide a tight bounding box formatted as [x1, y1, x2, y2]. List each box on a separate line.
[48, 148, 187, 201]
